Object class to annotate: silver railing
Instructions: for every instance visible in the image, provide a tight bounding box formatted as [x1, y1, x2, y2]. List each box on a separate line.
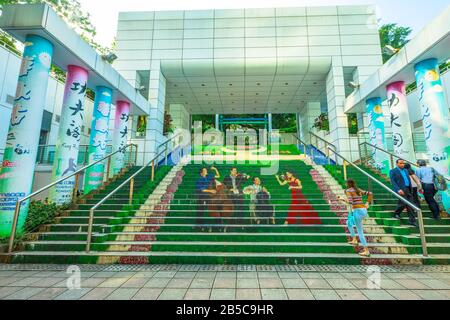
[7, 143, 138, 253]
[85, 133, 184, 252]
[359, 141, 450, 182]
[326, 146, 428, 257]
[291, 134, 313, 159]
[309, 131, 338, 164]
[35, 144, 113, 166]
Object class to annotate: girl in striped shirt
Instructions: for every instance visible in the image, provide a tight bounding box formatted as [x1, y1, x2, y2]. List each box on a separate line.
[338, 179, 373, 257]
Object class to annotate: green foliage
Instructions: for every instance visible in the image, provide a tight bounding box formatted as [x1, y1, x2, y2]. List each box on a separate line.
[379, 23, 412, 63]
[192, 114, 215, 132]
[313, 113, 329, 132]
[0, 29, 20, 55]
[164, 111, 173, 135]
[272, 114, 297, 133]
[24, 200, 69, 233]
[347, 113, 358, 135]
[0, 0, 113, 56]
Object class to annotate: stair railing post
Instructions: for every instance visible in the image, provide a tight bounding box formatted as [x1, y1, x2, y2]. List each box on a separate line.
[129, 178, 135, 205]
[358, 143, 362, 165]
[416, 209, 429, 256]
[84, 146, 89, 165]
[86, 208, 95, 253]
[7, 201, 22, 253]
[390, 153, 395, 170]
[326, 146, 331, 165]
[343, 161, 348, 181]
[151, 160, 155, 181]
[164, 145, 168, 166]
[364, 143, 369, 166]
[72, 173, 80, 202]
[106, 156, 111, 181]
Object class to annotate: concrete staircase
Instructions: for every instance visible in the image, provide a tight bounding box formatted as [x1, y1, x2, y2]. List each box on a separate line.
[4, 150, 449, 265]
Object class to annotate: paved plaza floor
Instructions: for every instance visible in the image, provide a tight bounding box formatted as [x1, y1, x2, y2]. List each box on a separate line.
[0, 264, 449, 300]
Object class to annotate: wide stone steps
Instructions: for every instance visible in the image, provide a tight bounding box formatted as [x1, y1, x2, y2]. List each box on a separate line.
[8, 250, 430, 265]
[21, 240, 435, 255]
[6, 158, 449, 265]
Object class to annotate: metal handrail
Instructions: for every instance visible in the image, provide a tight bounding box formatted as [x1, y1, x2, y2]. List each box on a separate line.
[326, 146, 428, 257]
[359, 141, 450, 182]
[7, 143, 138, 253]
[309, 131, 337, 164]
[85, 133, 185, 252]
[291, 134, 313, 159]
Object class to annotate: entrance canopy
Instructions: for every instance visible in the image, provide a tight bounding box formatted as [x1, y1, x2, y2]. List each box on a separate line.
[163, 58, 330, 115]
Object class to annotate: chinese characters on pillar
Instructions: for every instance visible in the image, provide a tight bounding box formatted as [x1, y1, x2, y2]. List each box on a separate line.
[415, 59, 450, 213]
[49, 66, 89, 205]
[0, 35, 53, 237]
[386, 81, 416, 163]
[111, 101, 131, 176]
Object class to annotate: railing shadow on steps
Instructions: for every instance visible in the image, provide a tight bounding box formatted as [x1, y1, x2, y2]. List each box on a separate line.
[6, 143, 138, 254]
[325, 146, 429, 257]
[85, 133, 187, 253]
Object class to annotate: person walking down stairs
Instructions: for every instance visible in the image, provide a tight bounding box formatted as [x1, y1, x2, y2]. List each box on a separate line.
[404, 163, 422, 209]
[338, 179, 373, 257]
[389, 159, 418, 227]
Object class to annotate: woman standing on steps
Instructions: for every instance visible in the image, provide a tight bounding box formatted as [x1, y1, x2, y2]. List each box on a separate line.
[276, 170, 322, 225]
[338, 179, 373, 257]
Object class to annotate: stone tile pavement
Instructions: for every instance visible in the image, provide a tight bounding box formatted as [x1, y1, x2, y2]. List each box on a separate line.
[0, 264, 449, 300]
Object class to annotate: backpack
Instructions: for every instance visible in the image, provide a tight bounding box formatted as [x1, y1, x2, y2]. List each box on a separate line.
[432, 168, 448, 191]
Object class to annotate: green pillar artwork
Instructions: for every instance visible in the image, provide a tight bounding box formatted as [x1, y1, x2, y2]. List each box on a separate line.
[415, 58, 450, 214]
[0, 35, 53, 237]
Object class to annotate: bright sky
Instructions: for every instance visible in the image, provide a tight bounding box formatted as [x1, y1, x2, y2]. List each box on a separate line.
[78, 0, 450, 47]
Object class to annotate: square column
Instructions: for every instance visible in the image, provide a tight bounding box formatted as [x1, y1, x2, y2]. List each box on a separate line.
[298, 102, 321, 144]
[144, 65, 166, 164]
[169, 104, 190, 132]
[326, 60, 351, 160]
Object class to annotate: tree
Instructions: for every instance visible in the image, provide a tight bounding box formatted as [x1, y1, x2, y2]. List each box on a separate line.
[163, 111, 173, 135]
[379, 23, 412, 63]
[0, 0, 111, 55]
